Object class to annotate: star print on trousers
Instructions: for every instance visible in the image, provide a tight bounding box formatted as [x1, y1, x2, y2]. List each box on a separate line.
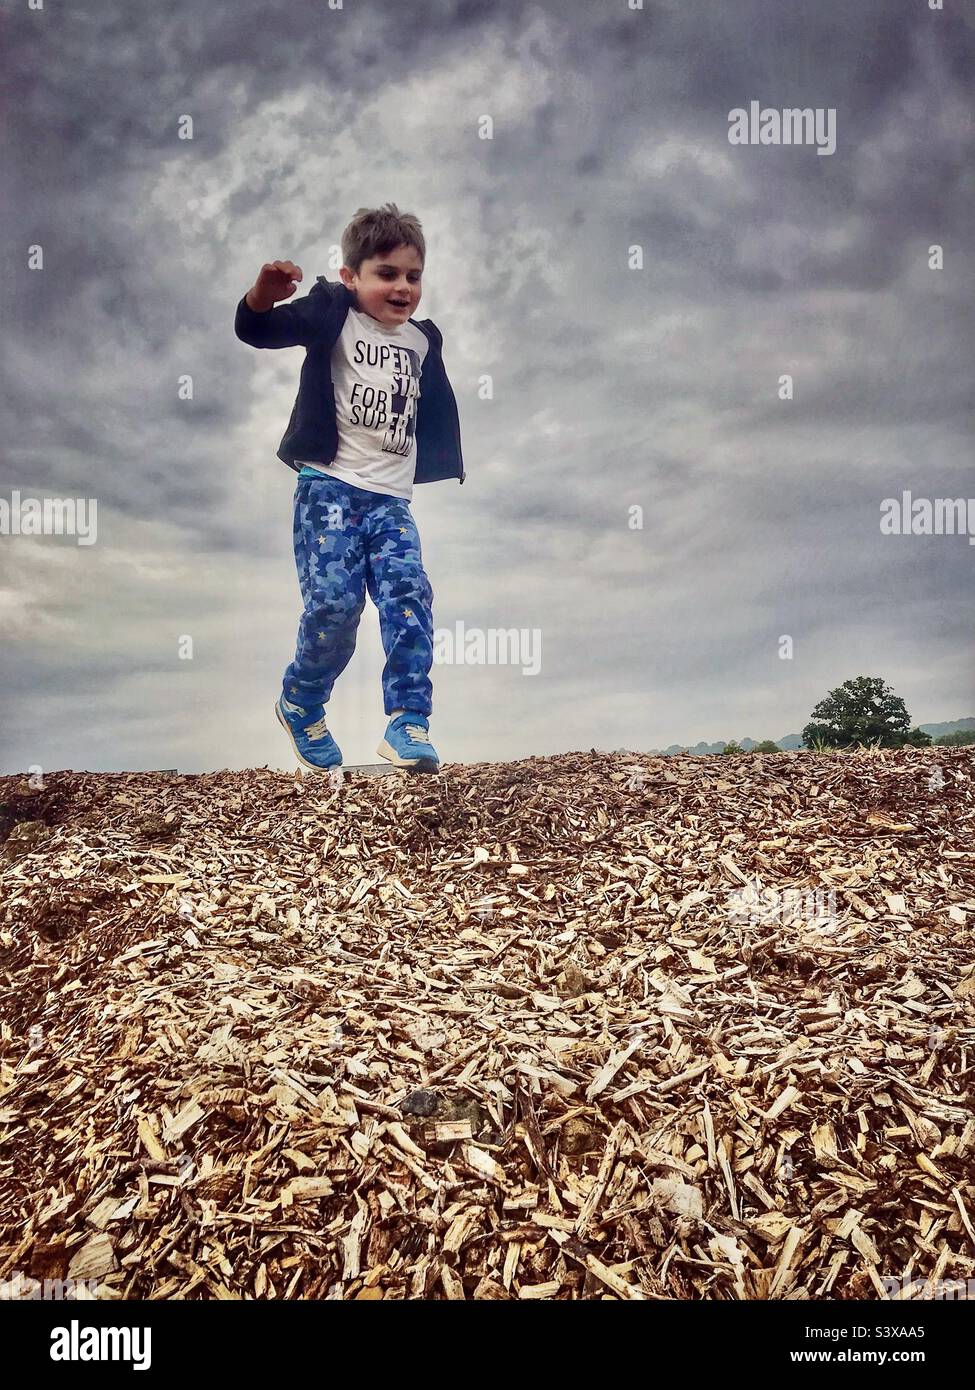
[281, 473, 434, 718]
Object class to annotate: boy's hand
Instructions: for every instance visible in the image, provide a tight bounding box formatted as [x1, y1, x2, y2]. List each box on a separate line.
[246, 261, 303, 312]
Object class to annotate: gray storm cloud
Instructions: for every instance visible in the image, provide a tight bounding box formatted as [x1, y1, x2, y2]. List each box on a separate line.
[1, 0, 972, 772]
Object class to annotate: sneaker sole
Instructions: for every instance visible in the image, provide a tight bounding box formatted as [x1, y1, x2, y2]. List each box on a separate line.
[275, 701, 343, 771]
[376, 738, 440, 774]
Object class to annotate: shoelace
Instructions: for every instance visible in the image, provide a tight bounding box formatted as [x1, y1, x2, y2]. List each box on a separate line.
[304, 715, 330, 741]
[404, 722, 431, 744]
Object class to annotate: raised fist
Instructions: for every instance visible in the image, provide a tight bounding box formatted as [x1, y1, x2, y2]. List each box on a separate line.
[248, 260, 303, 311]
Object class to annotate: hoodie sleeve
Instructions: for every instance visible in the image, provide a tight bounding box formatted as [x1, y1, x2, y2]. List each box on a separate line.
[234, 280, 327, 349]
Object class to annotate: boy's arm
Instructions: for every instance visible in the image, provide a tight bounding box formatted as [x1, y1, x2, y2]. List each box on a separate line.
[234, 264, 325, 348]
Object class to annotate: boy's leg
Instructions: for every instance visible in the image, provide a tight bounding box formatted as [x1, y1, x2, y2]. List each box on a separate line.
[281, 476, 368, 707]
[363, 495, 434, 718]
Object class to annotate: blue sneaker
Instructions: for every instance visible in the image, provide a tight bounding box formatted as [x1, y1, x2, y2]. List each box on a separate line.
[377, 711, 440, 773]
[275, 694, 343, 771]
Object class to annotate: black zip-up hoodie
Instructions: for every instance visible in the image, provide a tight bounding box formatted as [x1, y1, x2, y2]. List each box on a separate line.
[234, 276, 465, 485]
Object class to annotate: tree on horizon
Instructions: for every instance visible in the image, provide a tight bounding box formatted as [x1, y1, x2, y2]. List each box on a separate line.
[801, 676, 932, 749]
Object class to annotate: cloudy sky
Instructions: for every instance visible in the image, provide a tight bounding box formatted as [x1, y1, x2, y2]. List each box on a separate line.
[2, 0, 973, 774]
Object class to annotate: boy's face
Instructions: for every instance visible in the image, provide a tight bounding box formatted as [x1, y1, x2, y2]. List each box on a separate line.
[340, 243, 423, 327]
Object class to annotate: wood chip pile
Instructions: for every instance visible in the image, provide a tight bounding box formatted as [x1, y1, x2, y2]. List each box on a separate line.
[1, 747, 973, 1301]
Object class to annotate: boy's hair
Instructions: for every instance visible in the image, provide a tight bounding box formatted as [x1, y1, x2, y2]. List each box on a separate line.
[341, 203, 425, 274]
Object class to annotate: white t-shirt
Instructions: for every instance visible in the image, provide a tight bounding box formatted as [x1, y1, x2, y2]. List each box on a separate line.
[297, 305, 430, 500]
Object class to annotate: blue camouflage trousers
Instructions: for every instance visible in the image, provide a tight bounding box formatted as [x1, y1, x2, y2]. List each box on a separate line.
[282, 473, 434, 718]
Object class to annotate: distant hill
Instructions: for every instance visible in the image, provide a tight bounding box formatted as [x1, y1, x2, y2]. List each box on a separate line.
[918, 718, 975, 739]
[628, 717, 975, 756]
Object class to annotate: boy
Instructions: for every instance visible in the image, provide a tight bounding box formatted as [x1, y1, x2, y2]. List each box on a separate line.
[234, 204, 464, 774]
